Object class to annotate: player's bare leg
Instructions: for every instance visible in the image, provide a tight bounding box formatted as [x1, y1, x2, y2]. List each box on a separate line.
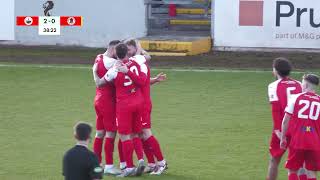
[267, 156, 281, 180]
[93, 130, 105, 165]
[132, 133, 145, 176]
[141, 128, 167, 175]
[104, 131, 121, 175]
[116, 134, 137, 177]
[288, 169, 299, 180]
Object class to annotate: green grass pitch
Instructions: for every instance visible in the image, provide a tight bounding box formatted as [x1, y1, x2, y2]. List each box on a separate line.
[0, 64, 317, 180]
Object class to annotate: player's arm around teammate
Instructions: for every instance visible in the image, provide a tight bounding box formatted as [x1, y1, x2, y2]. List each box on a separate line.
[92, 63, 107, 88]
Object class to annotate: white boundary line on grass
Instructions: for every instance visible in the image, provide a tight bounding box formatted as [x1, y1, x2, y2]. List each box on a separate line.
[0, 63, 306, 74]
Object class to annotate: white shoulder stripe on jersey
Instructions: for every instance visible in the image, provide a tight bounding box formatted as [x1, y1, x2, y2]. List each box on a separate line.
[268, 79, 281, 102]
[102, 55, 117, 69]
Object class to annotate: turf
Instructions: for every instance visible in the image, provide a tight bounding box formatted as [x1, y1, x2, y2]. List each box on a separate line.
[0, 64, 318, 180]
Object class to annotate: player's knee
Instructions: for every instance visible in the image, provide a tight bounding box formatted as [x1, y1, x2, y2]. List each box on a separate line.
[307, 171, 316, 178]
[142, 129, 152, 141]
[288, 169, 298, 175]
[297, 168, 306, 176]
[95, 130, 106, 138]
[105, 131, 116, 138]
[270, 156, 281, 164]
[131, 133, 139, 139]
[119, 134, 131, 141]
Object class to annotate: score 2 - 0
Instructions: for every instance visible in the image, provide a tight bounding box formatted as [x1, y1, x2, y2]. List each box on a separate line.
[38, 16, 60, 35]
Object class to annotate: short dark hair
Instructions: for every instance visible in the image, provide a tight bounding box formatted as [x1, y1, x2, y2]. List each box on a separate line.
[109, 40, 120, 47]
[304, 74, 320, 86]
[273, 57, 292, 77]
[74, 122, 92, 141]
[126, 39, 137, 48]
[116, 43, 128, 59]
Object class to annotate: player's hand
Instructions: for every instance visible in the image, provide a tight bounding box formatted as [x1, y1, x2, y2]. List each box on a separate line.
[274, 130, 282, 140]
[116, 64, 129, 73]
[155, 72, 167, 82]
[280, 137, 287, 149]
[92, 63, 98, 72]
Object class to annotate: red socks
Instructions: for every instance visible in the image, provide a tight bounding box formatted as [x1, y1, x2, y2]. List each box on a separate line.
[133, 137, 144, 160]
[118, 139, 125, 163]
[93, 137, 103, 163]
[299, 174, 307, 180]
[142, 140, 155, 164]
[122, 140, 134, 168]
[289, 173, 299, 180]
[104, 138, 115, 165]
[145, 136, 164, 161]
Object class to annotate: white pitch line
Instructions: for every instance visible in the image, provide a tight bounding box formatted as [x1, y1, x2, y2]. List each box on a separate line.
[0, 63, 308, 74]
[0, 64, 89, 69]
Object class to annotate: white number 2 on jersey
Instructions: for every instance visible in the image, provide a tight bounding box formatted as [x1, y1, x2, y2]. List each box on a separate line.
[298, 100, 320, 120]
[124, 66, 139, 87]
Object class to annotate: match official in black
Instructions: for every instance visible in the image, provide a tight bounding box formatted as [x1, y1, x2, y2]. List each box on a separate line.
[63, 122, 103, 180]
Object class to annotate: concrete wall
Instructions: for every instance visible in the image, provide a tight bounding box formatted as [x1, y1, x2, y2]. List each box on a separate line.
[3, 0, 146, 47]
[0, 0, 15, 40]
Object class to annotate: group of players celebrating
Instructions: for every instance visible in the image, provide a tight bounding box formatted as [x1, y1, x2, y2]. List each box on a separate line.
[91, 39, 167, 177]
[90, 40, 320, 179]
[266, 58, 320, 180]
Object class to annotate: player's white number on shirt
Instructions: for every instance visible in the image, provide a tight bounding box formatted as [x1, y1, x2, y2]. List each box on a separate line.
[287, 87, 296, 99]
[298, 100, 320, 120]
[124, 66, 139, 86]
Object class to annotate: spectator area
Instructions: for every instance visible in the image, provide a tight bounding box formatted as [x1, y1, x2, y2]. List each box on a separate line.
[140, 0, 212, 56]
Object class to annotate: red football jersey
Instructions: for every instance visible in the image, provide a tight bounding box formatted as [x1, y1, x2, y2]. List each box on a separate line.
[268, 78, 302, 130]
[94, 54, 116, 97]
[285, 92, 320, 150]
[112, 59, 146, 101]
[129, 55, 151, 108]
[141, 64, 151, 108]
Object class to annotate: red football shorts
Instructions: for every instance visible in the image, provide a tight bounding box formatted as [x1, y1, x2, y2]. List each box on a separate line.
[94, 96, 116, 132]
[286, 148, 320, 171]
[142, 105, 152, 129]
[269, 132, 290, 158]
[116, 98, 143, 135]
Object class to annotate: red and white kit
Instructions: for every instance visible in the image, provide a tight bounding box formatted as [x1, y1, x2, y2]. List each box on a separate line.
[268, 78, 302, 157]
[107, 57, 147, 135]
[93, 54, 117, 165]
[94, 54, 117, 132]
[285, 92, 320, 171]
[130, 55, 166, 166]
[106, 57, 147, 169]
[129, 55, 152, 128]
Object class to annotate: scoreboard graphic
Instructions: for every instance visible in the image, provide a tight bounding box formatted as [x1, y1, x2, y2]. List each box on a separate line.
[16, 16, 83, 35]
